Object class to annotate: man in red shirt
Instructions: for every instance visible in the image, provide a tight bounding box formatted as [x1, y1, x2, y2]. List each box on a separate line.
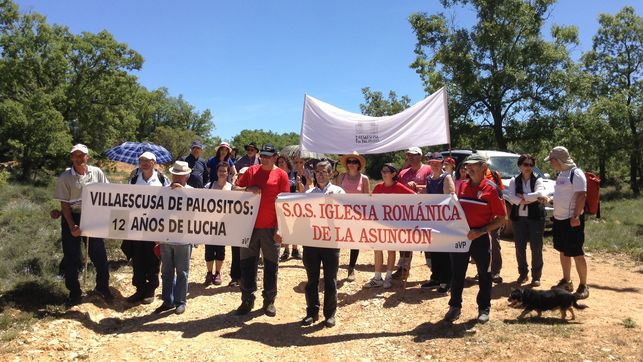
[234, 144, 290, 317]
[445, 153, 506, 324]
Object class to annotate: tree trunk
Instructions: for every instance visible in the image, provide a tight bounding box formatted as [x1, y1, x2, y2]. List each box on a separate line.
[629, 112, 640, 196]
[492, 111, 506, 150]
[599, 158, 606, 187]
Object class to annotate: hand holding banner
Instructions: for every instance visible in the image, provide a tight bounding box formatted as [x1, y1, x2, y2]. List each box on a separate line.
[276, 193, 470, 252]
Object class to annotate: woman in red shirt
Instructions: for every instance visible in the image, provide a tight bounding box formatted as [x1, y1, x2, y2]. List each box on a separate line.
[363, 163, 415, 289]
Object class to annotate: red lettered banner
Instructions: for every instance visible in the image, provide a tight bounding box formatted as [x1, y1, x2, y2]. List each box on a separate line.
[275, 193, 471, 252]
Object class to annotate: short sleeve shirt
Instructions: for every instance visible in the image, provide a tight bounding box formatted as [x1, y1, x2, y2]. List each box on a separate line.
[207, 157, 235, 183]
[457, 178, 506, 228]
[236, 165, 290, 228]
[133, 170, 169, 187]
[372, 182, 416, 195]
[553, 168, 586, 220]
[53, 165, 109, 212]
[306, 183, 345, 195]
[398, 165, 432, 191]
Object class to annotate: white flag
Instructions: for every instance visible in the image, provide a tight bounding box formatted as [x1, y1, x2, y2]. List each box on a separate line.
[300, 87, 450, 154]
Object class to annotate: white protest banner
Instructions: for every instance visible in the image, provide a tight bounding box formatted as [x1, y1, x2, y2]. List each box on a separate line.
[300, 87, 450, 154]
[80, 183, 260, 246]
[276, 193, 471, 252]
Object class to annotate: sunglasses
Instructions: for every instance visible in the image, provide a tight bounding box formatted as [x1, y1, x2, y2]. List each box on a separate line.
[521, 163, 534, 167]
[380, 170, 392, 174]
[346, 159, 360, 165]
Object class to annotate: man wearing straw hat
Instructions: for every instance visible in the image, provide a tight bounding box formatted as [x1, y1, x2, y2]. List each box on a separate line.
[53, 144, 113, 307]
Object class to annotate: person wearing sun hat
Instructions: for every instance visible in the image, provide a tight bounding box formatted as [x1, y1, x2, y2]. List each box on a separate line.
[53, 144, 113, 306]
[234, 141, 261, 172]
[207, 142, 237, 184]
[336, 151, 371, 281]
[544, 146, 589, 300]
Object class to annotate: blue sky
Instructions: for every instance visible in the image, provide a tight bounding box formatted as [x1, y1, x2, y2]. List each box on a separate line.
[15, 0, 639, 142]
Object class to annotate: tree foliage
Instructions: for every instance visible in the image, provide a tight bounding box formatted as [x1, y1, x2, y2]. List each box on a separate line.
[231, 129, 300, 154]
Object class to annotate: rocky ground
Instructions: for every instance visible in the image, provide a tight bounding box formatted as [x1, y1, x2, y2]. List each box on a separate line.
[2, 238, 642, 361]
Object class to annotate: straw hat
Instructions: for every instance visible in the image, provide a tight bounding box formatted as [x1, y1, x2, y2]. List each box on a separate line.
[339, 151, 366, 171]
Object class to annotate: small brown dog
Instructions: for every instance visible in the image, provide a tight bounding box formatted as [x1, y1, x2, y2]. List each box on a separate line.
[508, 288, 588, 320]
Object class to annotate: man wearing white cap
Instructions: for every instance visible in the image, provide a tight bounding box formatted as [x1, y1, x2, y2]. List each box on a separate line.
[53, 144, 112, 306]
[124, 152, 169, 305]
[545, 146, 589, 300]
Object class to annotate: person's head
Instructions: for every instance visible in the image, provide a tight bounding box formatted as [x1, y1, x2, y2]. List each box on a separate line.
[544, 146, 574, 171]
[138, 151, 157, 173]
[259, 143, 278, 169]
[293, 157, 305, 171]
[216, 162, 229, 181]
[462, 153, 488, 183]
[314, 160, 333, 188]
[457, 164, 468, 180]
[405, 147, 423, 168]
[216, 142, 232, 160]
[230, 147, 238, 159]
[276, 155, 292, 172]
[244, 142, 259, 157]
[69, 143, 89, 168]
[426, 152, 444, 174]
[380, 163, 399, 184]
[517, 154, 536, 175]
[169, 160, 191, 185]
[444, 157, 456, 173]
[190, 141, 203, 158]
[340, 152, 366, 174]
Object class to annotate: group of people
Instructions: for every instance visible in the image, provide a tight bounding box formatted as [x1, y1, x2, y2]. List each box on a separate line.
[54, 140, 590, 326]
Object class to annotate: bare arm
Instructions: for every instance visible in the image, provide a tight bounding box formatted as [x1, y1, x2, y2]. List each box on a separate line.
[443, 174, 455, 194]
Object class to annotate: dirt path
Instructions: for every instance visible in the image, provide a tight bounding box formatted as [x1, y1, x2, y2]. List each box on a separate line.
[2, 239, 642, 361]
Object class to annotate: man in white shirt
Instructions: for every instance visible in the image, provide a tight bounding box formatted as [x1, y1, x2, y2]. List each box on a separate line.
[545, 146, 589, 299]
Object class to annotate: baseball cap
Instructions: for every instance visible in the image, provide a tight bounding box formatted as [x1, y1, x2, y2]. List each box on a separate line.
[70, 144, 89, 154]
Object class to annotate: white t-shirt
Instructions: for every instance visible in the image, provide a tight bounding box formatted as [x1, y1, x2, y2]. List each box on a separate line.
[553, 168, 586, 220]
[134, 170, 169, 187]
[507, 175, 545, 217]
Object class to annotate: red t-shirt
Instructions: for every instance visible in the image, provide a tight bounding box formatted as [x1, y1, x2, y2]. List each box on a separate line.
[398, 165, 432, 186]
[457, 178, 506, 228]
[373, 182, 416, 194]
[236, 165, 290, 228]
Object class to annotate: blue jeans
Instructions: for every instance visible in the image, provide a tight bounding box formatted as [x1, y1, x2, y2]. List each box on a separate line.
[512, 217, 545, 280]
[160, 243, 192, 307]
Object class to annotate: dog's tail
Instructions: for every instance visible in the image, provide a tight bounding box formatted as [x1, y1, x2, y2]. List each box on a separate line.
[573, 300, 588, 309]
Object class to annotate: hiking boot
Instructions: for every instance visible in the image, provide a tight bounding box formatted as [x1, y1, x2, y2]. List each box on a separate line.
[421, 280, 441, 290]
[516, 274, 529, 285]
[280, 249, 290, 262]
[213, 272, 222, 286]
[142, 296, 155, 304]
[263, 301, 277, 317]
[477, 310, 490, 324]
[235, 300, 254, 315]
[301, 314, 319, 326]
[175, 305, 186, 315]
[346, 268, 356, 282]
[551, 279, 574, 292]
[324, 316, 336, 328]
[491, 273, 503, 284]
[437, 283, 450, 294]
[291, 248, 301, 260]
[126, 289, 145, 303]
[444, 307, 461, 322]
[363, 278, 383, 289]
[574, 284, 589, 299]
[531, 279, 541, 287]
[391, 268, 409, 280]
[203, 272, 215, 286]
[153, 303, 174, 314]
[228, 279, 240, 287]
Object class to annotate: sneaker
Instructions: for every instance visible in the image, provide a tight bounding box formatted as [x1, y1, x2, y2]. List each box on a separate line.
[126, 290, 145, 304]
[477, 310, 490, 324]
[203, 272, 214, 286]
[280, 250, 290, 262]
[574, 284, 589, 299]
[437, 283, 449, 294]
[291, 248, 301, 259]
[153, 303, 174, 314]
[301, 315, 319, 326]
[228, 280, 240, 287]
[421, 280, 441, 289]
[213, 273, 222, 286]
[383, 277, 392, 289]
[235, 300, 254, 315]
[531, 279, 541, 287]
[346, 268, 356, 282]
[324, 316, 336, 328]
[391, 268, 409, 280]
[516, 275, 529, 284]
[175, 305, 186, 315]
[66, 296, 82, 308]
[444, 307, 461, 322]
[491, 274, 503, 284]
[263, 301, 277, 317]
[363, 278, 383, 288]
[142, 296, 155, 305]
[551, 279, 574, 292]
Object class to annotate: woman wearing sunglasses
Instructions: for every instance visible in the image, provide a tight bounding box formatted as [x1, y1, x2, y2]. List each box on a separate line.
[506, 154, 546, 287]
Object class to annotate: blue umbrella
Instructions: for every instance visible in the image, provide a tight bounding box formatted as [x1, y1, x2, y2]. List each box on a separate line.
[105, 142, 173, 165]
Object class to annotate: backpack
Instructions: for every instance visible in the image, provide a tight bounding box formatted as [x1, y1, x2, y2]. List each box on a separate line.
[570, 168, 600, 216]
[130, 168, 168, 185]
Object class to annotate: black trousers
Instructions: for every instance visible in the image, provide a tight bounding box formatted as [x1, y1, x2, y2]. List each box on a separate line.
[61, 213, 110, 299]
[449, 234, 492, 313]
[240, 228, 279, 304]
[131, 241, 160, 297]
[303, 246, 340, 319]
[230, 246, 241, 281]
[429, 252, 451, 284]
